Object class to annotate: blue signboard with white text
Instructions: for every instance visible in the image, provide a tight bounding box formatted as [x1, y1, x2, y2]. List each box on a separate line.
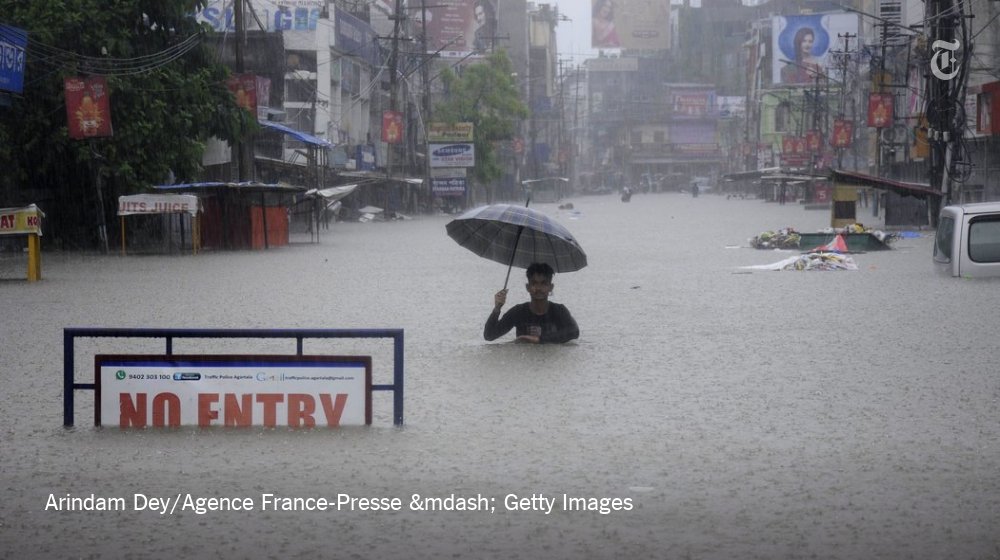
[335, 7, 379, 67]
[0, 25, 28, 94]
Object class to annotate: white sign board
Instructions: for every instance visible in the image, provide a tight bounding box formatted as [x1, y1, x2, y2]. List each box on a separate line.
[430, 143, 475, 168]
[118, 195, 200, 216]
[96, 355, 371, 427]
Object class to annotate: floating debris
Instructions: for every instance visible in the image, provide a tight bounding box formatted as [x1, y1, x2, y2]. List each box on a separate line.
[740, 252, 859, 272]
[749, 228, 800, 249]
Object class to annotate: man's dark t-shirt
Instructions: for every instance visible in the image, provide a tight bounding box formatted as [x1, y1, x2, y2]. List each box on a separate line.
[484, 302, 579, 343]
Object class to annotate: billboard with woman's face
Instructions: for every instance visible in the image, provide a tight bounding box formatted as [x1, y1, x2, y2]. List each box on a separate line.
[591, 0, 669, 50]
[423, 0, 497, 57]
[771, 14, 858, 85]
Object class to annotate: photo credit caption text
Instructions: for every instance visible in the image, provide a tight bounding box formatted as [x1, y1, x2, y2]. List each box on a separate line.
[44, 493, 634, 515]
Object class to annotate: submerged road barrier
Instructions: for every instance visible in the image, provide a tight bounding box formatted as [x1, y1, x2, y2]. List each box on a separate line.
[63, 328, 404, 427]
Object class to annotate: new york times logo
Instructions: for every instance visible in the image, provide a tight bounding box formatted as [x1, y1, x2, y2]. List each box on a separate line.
[930, 39, 961, 81]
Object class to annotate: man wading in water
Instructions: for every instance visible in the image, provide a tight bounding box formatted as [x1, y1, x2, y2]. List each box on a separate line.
[484, 262, 579, 344]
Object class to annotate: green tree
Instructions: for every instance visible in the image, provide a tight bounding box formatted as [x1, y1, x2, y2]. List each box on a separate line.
[434, 49, 528, 202]
[0, 0, 248, 249]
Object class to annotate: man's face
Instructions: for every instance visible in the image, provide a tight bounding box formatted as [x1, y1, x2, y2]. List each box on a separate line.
[474, 5, 486, 24]
[526, 273, 553, 301]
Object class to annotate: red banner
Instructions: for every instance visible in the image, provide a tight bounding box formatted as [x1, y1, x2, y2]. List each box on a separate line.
[382, 110, 404, 144]
[868, 93, 893, 128]
[65, 76, 113, 139]
[226, 74, 258, 114]
[805, 130, 821, 152]
[831, 119, 853, 147]
[782, 136, 807, 154]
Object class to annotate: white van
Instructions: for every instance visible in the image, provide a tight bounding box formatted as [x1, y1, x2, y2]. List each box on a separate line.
[933, 202, 1000, 277]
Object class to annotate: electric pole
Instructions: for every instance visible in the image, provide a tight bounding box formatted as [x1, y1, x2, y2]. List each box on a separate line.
[385, 0, 405, 211]
[234, 0, 254, 183]
[832, 32, 855, 168]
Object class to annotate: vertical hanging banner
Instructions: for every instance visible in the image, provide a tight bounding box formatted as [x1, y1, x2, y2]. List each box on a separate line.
[831, 119, 853, 147]
[65, 77, 113, 139]
[255, 76, 271, 121]
[0, 24, 28, 94]
[805, 130, 821, 152]
[226, 73, 258, 113]
[867, 93, 893, 128]
[382, 110, 404, 144]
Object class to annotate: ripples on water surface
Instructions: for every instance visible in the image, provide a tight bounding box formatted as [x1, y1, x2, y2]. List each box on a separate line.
[1, 193, 998, 559]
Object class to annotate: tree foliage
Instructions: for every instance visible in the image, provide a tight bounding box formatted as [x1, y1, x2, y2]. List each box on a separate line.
[434, 50, 528, 187]
[0, 0, 248, 248]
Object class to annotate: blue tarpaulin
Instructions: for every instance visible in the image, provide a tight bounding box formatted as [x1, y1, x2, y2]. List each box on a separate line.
[259, 121, 333, 148]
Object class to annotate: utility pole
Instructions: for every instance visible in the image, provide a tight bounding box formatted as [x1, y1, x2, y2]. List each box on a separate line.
[234, 0, 254, 182]
[926, 0, 959, 215]
[832, 32, 855, 168]
[385, 0, 404, 211]
[875, 21, 888, 180]
[421, 0, 432, 213]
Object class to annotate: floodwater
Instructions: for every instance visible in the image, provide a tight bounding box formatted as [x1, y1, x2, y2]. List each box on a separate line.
[1, 192, 998, 559]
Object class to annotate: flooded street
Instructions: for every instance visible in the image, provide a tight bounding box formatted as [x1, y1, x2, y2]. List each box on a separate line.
[2, 192, 998, 559]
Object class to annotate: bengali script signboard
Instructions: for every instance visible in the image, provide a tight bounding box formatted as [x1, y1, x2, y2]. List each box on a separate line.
[96, 355, 372, 428]
[0, 24, 27, 94]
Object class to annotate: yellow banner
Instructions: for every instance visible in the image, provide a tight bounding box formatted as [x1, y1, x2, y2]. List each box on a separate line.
[0, 204, 43, 236]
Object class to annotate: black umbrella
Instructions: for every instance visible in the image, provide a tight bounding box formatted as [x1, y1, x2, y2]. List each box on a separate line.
[446, 199, 587, 288]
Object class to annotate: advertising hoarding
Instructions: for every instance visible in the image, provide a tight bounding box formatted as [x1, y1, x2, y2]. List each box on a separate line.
[431, 168, 467, 196]
[867, 93, 893, 127]
[96, 355, 371, 427]
[591, 0, 670, 50]
[335, 7, 379, 67]
[382, 111, 404, 144]
[771, 13, 858, 85]
[424, 0, 497, 57]
[428, 122, 475, 142]
[0, 24, 27, 94]
[197, 0, 322, 32]
[430, 143, 475, 167]
[64, 76, 113, 139]
[226, 74, 270, 118]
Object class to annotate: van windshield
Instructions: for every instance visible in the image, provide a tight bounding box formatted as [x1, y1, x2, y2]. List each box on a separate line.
[969, 215, 1000, 263]
[935, 216, 954, 261]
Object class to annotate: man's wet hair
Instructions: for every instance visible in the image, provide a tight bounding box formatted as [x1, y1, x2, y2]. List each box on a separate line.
[526, 262, 554, 281]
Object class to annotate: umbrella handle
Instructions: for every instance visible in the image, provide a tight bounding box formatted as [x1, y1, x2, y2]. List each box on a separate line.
[502, 194, 532, 289]
[503, 224, 525, 290]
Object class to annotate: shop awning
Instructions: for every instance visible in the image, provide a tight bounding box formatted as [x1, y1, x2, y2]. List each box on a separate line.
[153, 181, 307, 194]
[828, 169, 943, 199]
[722, 168, 782, 181]
[258, 121, 333, 148]
[304, 184, 358, 201]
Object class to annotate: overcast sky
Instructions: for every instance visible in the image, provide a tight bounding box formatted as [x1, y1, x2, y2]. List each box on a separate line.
[552, 1, 604, 67]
